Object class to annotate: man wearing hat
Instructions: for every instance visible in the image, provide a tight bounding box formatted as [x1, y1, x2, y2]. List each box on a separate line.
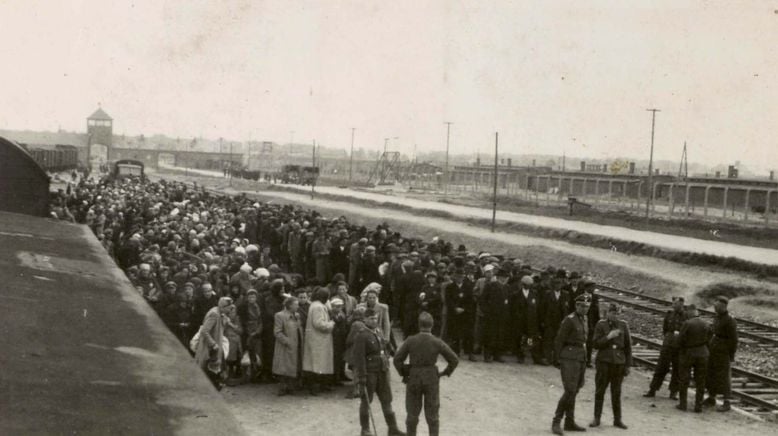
[511, 275, 542, 364]
[444, 268, 476, 361]
[590, 303, 632, 429]
[349, 238, 367, 293]
[418, 271, 443, 337]
[703, 296, 738, 412]
[551, 293, 591, 435]
[676, 304, 710, 412]
[479, 267, 511, 363]
[541, 279, 571, 366]
[644, 296, 687, 399]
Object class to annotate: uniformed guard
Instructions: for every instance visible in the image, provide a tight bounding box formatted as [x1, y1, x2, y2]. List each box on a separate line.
[644, 296, 686, 399]
[703, 296, 738, 412]
[590, 303, 631, 429]
[676, 304, 710, 413]
[551, 293, 590, 435]
[353, 309, 406, 436]
[393, 312, 459, 436]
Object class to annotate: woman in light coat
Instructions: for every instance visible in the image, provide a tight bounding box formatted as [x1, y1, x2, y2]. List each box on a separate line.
[273, 296, 303, 395]
[194, 296, 232, 389]
[302, 287, 335, 394]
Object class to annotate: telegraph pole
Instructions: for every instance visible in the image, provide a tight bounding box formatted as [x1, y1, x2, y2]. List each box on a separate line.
[311, 140, 316, 199]
[444, 121, 452, 195]
[290, 131, 295, 155]
[491, 132, 499, 233]
[645, 109, 660, 219]
[349, 128, 355, 185]
[229, 141, 233, 187]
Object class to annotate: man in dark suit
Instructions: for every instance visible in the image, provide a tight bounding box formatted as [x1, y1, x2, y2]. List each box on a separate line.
[511, 275, 541, 364]
[330, 236, 350, 279]
[480, 267, 511, 363]
[590, 303, 631, 429]
[444, 268, 476, 361]
[540, 279, 570, 366]
[644, 296, 687, 399]
[583, 280, 600, 367]
[676, 304, 710, 413]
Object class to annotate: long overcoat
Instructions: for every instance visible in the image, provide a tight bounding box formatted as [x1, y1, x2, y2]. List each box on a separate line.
[273, 309, 303, 378]
[194, 306, 224, 369]
[302, 301, 335, 374]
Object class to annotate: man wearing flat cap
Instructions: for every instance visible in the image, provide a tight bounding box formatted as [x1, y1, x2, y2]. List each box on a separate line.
[703, 296, 738, 412]
[590, 303, 631, 429]
[551, 293, 591, 435]
[676, 304, 710, 412]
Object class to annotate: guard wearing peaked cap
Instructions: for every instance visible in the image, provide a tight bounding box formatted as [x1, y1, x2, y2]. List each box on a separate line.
[590, 303, 632, 429]
[551, 293, 591, 435]
[704, 295, 738, 412]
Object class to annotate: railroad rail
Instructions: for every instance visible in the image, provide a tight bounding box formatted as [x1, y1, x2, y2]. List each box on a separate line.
[631, 334, 778, 418]
[594, 284, 778, 348]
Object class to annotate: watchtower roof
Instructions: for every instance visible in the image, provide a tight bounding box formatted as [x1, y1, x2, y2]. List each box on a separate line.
[88, 108, 112, 121]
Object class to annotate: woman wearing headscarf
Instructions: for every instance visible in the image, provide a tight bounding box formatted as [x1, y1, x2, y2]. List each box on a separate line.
[273, 296, 304, 396]
[303, 287, 335, 395]
[194, 296, 232, 390]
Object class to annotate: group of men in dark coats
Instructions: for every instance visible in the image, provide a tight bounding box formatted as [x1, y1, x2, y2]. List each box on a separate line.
[643, 295, 738, 414]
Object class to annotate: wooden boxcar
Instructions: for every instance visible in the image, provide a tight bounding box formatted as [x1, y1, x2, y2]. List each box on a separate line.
[0, 136, 50, 216]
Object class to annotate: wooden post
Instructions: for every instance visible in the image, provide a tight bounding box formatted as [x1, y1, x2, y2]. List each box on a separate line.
[722, 187, 729, 218]
[766, 190, 773, 225]
[744, 189, 751, 221]
[704, 186, 710, 216]
[491, 132, 499, 233]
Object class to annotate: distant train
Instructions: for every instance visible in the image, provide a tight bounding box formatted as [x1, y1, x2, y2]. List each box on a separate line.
[22, 144, 79, 172]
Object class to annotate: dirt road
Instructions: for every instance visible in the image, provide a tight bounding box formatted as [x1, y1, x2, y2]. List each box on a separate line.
[222, 349, 772, 436]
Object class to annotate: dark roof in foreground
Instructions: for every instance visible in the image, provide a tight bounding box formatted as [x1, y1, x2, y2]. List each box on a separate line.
[0, 211, 245, 435]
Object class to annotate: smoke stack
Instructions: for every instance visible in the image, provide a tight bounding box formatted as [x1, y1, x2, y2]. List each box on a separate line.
[770, 170, 775, 181]
[629, 162, 635, 174]
[580, 161, 586, 172]
[603, 164, 608, 173]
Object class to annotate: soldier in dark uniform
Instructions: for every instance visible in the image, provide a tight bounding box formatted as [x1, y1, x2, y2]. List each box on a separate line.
[551, 294, 590, 435]
[703, 296, 738, 412]
[676, 304, 710, 413]
[480, 267, 511, 362]
[394, 312, 459, 436]
[590, 303, 631, 429]
[444, 268, 477, 361]
[353, 309, 406, 436]
[644, 296, 686, 399]
[511, 275, 542, 364]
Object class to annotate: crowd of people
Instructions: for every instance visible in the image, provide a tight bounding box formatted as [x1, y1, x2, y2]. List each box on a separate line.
[48, 172, 739, 435]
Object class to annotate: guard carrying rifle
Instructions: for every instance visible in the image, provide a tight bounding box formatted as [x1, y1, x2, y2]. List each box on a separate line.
[353, 308, 406, 436]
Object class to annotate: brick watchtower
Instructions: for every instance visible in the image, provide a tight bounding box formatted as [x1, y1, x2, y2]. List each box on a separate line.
[87, 107, 113, 161]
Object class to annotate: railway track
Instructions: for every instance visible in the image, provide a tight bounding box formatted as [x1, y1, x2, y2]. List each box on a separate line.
[594, 284, 778, 348]
[631, 334, 778, 418]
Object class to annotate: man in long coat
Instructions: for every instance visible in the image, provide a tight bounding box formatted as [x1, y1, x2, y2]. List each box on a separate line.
[703, 296, 738, 412]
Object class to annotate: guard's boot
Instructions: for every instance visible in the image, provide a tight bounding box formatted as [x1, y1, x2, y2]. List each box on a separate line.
[614, 421, 628, 430]
[702, 396, 716, 408]
[405, 419, 418, 436]
[428, 420, 440, 436]
[551, 420, 564, 435]
[588, 418, 600, 428]
[642, 390, 656, 398]
[677, 390, 687, 411]
[385, 412, 406, 436]
[669, 391, 678, 400]
[360, 413, 374, 436]
[716, 400, 731, 412]
[564, 421, 587, 432]
[592, 396, 603, 427]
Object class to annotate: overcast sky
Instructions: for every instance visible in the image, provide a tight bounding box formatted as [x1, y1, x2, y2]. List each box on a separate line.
[1, 0, 777, 170]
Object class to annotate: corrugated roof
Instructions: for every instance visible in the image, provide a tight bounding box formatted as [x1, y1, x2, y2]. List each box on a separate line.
[88, 107, 112, 121]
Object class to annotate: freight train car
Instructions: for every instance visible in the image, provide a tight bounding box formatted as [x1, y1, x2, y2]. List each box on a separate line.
[23, 143, 79, 172]
[0, 136, 50, 216]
